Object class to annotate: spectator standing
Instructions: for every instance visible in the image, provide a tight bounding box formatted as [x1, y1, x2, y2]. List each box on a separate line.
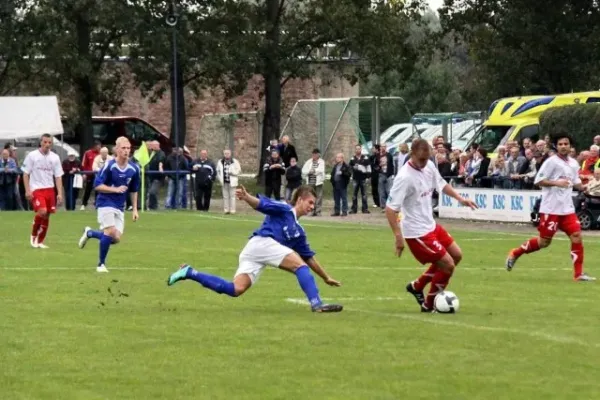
[278, 135, 297, 170]
[284, 157, 302, 202]
[0, 148, 18, 210]
[61, 151, 81, 210]
[349, 144, 371, 214]
[191, 149, 216, 211]
[165, 147, 189, 209]
[377, 145, 394, 211]
[80, 140, 101, 210]
[92, 147, 113, 172]
[147, 141, 165, 210]
[263, 149, 285, 200]
[369, 145, 380, 207]
[302, 148, 325, 216]
[330, 153, 351, 216]
[490, 157, 508, 188]
[217, 149, 241, 214]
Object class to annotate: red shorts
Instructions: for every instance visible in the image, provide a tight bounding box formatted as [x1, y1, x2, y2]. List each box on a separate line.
[406, 224, 454, 264]
[32, 188, 57, 214]
[538, 213, 580, 239]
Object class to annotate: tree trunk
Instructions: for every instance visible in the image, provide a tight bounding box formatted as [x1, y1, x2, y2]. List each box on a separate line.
[257, 0, 283, 183]
[75, 11, 94, 153]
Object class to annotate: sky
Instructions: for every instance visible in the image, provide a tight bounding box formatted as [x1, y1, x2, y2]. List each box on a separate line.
[426, 0, 444, 12]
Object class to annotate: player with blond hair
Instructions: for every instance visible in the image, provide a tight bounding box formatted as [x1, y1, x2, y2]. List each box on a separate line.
[78, 137, 140, 272]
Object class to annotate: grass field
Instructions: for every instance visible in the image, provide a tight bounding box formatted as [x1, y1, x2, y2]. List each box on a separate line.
[1, 211, 599, 400]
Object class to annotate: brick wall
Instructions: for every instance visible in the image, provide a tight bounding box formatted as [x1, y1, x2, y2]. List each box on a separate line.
[89, 64, 360, 171]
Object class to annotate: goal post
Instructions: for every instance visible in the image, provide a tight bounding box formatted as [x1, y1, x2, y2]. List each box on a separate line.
[280, 96, 411, 165]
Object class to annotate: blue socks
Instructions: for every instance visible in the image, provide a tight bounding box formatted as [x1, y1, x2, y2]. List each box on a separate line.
[87, 230, 103, 240]
[295, 265, 322, 308]
[99, 234, 113, 265]
[186, 268, 237, 297]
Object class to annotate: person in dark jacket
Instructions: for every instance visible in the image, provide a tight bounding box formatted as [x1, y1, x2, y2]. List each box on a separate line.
[349, 145, 371, 214]
[0, 148, 18, 210]
[263, 149, 285, 200]
[164, 147, 189, 209]
[191, 149, 216, 211]
[330, 153, 352, 216]
[61, 152, 81, 210]
[284, 157, 302, 202]
[377, 145, 394, 211]
[369, 145, 380, 207]
[278, 135, 298, 168]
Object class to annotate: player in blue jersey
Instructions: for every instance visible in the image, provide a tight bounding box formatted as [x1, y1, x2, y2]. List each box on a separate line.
[77, 137, 140, 272]
[167, 184, 343, 312]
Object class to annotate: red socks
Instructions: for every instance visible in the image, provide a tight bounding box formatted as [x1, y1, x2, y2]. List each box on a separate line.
[31, 215, 49, 244]
[424, 269, 453, 309]
[31, 215, 43, 237]
[413, 264, 437, 291]
[513, 237, 541, 258]
[571, 242, 584, 278]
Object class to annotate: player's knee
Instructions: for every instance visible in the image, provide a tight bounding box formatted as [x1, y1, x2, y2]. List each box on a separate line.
[451, 252, 462, 266]
[37, 209, 47, 218]
[570, 231, 582, 243]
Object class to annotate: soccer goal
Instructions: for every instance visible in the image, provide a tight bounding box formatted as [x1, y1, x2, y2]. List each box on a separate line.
[279, 96, 410, 164]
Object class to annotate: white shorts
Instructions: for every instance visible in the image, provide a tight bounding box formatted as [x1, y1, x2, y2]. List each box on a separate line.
[234, 236, 294, 284]
[97, 207, 125, 234]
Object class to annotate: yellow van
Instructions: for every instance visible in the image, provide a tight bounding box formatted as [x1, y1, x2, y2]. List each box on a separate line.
[466, 91, 600, 157]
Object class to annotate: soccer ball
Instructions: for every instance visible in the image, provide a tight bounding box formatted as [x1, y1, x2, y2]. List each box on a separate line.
[434, 291, 459, 313]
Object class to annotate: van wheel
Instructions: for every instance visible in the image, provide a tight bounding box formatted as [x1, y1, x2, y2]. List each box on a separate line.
[578, 211, 593, 230]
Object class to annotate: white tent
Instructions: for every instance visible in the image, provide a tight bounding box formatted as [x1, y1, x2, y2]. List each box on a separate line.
[0, 96, 63, 140]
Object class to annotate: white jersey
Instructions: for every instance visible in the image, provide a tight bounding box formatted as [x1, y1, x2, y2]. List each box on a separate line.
[534, 155, 580, 216]
[21, 149, 64, 191]
[386, 160, 448, 238]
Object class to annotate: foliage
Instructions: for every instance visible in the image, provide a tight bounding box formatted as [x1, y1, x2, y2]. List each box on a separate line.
[540, 104, 600, 150]
[439, 0, 600, 97]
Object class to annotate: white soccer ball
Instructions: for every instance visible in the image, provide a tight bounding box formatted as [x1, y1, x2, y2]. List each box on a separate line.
[434, 291, 459, 313]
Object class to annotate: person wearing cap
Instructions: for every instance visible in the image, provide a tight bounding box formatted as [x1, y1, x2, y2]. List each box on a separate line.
[62, 151, 82, 211]
[301, 148, 325, 216]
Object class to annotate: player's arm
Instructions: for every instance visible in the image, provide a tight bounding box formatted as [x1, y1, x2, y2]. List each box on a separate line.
[236, 185, 260, 209]
[21, 154, 32, 198]
[434, 167, 477, 209]
[304, 256, 341, 286]
[384, 176, 408, 256]
[53, 158, 64, 203]
[94, 165, 126, 194]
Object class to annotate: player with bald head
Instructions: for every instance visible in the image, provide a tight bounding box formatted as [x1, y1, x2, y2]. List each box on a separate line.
[78, 136, 141, 272]
[385, 139, 478, 312]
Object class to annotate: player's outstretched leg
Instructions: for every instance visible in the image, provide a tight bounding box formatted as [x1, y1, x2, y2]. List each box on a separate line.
[506, 237, 548, 271]
[167, 264, 239, 297]
[279, 253, 343, 313]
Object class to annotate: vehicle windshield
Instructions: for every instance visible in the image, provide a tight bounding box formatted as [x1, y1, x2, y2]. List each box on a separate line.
[471, 125, 514, 153]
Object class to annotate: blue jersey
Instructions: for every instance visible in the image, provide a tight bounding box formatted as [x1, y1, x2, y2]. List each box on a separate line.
[94, 159, 141, 211]
[251, 195, 315, 259]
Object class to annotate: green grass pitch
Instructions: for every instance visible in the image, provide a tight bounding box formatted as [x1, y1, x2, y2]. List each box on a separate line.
[1, 211, 599, 400]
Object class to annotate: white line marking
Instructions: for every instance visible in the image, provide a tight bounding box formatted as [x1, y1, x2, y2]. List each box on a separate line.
[286, 297, 404, 304]
[283, 299, 598, 347]
[0, 266, 577, 271]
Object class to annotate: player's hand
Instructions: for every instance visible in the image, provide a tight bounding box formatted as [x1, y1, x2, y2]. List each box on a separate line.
[555, 179, 571, 188]
[25, 190, 32, 200]
[459, 198, 478, 210]
[324, 276, 341, 287]
[114, 185, 128, 193]
[236, 185, 248, 200]
[394, 235, 405, 257]
[132, 210, 139, 222]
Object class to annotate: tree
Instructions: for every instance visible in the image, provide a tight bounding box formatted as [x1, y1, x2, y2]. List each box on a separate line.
[128, 0, 254, 149]
[439, 0, 600, 98]
[34, 0, 140, 150]
[0, 0, 44, 95]
[246, 0, 423, 179]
